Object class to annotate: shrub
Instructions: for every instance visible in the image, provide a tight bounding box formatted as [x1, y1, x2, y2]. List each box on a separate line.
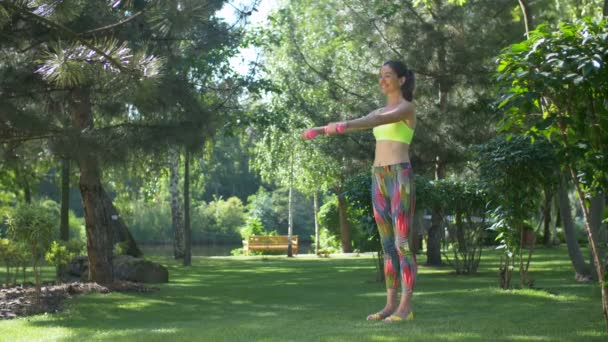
[192, 196, 246, 244]
[0, 238, 16, 285]
[239, 216, 265, 240]
[45, 241, 72, 281]
[314, 228, 342, 257]
[6, 203, 55, 302]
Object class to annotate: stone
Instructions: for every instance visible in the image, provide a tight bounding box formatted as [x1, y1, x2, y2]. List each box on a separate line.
[68, 256, 169, 283]
[68, 256, 89, 277]
[113, 255, 169, 283]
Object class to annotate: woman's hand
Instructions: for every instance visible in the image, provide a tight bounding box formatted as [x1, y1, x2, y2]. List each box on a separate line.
[302, 123, 346, 140]
[302, 127, 324, 140]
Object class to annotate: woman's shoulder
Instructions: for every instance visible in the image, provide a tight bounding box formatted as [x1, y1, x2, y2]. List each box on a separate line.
[397, 100, 415, 115]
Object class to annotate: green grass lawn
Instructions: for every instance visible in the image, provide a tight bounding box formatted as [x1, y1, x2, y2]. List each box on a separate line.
[1, 246, 607, 341]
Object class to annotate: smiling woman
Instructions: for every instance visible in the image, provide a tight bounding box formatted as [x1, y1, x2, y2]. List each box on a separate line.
[302, 60, 418, 323]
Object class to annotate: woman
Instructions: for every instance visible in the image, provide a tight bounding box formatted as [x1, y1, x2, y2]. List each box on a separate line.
[303, 60, 416, 322]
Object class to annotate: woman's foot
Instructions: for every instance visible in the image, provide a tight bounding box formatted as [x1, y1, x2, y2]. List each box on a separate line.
[384, 310, 413, 323]
[366, 306, 395, 321]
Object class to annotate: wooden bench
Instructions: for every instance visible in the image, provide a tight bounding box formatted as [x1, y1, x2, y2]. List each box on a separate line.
[242, 235, 298, 255]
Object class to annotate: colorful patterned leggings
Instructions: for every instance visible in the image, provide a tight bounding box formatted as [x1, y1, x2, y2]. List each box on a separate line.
[371, 162, 417, 293]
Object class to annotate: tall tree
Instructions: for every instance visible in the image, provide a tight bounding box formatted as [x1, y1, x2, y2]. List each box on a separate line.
[558, 176, 592, 281]
[183, 148, 192, 266]
[0, 0, 245, 283]
[497, 18, 608, 330]
[169, 146, 184, 259]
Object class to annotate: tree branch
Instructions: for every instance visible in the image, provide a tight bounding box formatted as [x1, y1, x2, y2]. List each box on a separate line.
[78, 10, 146, 36]
[403, 1, 429, 25]
[340, 0, 404, 59]
[3, 2, 129, 73]
[287, 22, 368, 101]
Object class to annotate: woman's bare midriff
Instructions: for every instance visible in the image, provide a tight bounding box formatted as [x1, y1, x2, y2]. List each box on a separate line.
[373, 140, 410, 167]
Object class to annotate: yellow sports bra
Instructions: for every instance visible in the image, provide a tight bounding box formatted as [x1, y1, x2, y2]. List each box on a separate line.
[373, 121, 414, 144]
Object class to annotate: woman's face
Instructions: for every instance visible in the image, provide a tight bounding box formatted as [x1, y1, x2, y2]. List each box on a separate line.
[379, 65, 404, 95]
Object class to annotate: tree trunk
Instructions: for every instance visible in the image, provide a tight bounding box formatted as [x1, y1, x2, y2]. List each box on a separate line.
[604, 0, 608, 17]
[100, 187, 142, 257]
[13, 163, 31, 204]
[542, 187, 553, 246]
[427, 158, 445, 266]
[22, 173, 31, 204]
[287, 154, 294, 257]
[58, 158, 70, 280]
[413, 210, 424, 254]
[589, 193, 606, 281]
[314, 191, 320, 254]
[337, 187, 352, 253]
[429, 1, 449, 265]
[169, 145, 185, 259]
[60, 158, 70, 242]
[517, 0, 533, 38]
[183, 148, 192, 266]
[70, 87, 113, 284]
[5, 144, 31, 204]
[455, 213, 466, 252]
[567, 166, 608, 331]
[558, 175, 591, 280]
[551, 194, 559, 245]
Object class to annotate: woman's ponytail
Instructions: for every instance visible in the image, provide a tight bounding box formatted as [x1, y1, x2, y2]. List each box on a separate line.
[402, 69, 415, 102]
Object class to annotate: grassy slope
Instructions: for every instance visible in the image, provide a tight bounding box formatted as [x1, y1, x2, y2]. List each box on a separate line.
[1, 247, 606, 341]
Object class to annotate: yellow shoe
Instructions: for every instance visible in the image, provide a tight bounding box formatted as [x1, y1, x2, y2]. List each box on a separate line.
[384, 312, 414, 322]
[366, 310, 390, 321]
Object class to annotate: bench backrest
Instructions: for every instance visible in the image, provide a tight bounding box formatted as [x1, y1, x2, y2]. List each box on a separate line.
[248, 235, 298, 245]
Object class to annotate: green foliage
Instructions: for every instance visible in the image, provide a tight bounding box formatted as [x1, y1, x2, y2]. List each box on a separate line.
[113, 241, 129, 257]
[314, 227, 343, 256]
[413, 0, 467, 8]
[476, 135, 559, 284]
[121, 196, 247, 244]
[66, 211, 86, 244]
[45, 241, 70, 268]
[192, 196, 246, 243]
[35, 198, 86, 244]
[476, 135, 559, 227]
[65, 238, 86, 256]
[5, 202, 55, 299]
[415, 177, 489, 274]
[317, 193, 368, 251]
[44, 240, 81, 280]
[246, 187, 280, 233]
[6, 203, 55, 261]
[0, 238, 16, 285]
[245, 186, 315, 240]
[120, 199, 172, 244]
[0, 238, 31, 286]
[496, 18, 608, 195]
[317, 196, 339, 236]
[199, 134, 262, 203]
[239, 216, 265, 240]
[342, 171, 380, 252]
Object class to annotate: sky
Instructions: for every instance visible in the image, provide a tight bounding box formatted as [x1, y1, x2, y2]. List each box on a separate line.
[216, 0, 279, 75]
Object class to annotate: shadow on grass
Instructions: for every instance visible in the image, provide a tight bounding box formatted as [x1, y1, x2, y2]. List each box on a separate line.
[18, 249, 607, 341]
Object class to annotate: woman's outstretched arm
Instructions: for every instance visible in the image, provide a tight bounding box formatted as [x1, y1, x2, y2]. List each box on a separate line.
[326, 101, 414, 135]
[302, 108, 381, 139]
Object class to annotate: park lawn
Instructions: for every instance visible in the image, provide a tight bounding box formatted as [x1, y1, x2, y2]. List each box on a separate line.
[1, 246, 607, 342]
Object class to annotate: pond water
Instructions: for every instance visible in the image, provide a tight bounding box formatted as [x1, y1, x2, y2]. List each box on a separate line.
[140, 242, 314, 257]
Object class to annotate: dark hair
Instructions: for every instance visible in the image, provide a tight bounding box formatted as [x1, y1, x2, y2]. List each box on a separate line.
[383, 60, 415, 102]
